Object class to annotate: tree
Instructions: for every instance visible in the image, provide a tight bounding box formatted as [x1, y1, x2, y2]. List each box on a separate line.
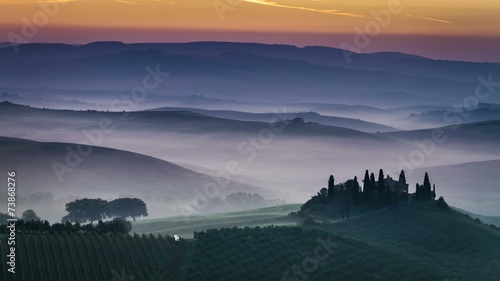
[109, 217, 132, 233]
[415, 183, 421, 199]
[436, 196, 449, 209]
[64, 198, 109, 224]
[21, 209, 41, 221]
[0, 213, 13, 224]
[319, 187, 328, 198]
[370, 173, 376, 192]
[108, 198, 148, 221]
[328, 175, 335, 199]
[225, 192, 266, 210]
[398, 170, 406, 185]
[377, 169, 385, 200]
[352, 176, 361, 206]
[423, 172, 432, 199]
[432, 184, 436, 200]
[363, 170, 372, 207]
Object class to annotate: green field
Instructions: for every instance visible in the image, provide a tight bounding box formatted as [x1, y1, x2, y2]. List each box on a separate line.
[1, 201, 500, 281]
[131, 204, 302, 238]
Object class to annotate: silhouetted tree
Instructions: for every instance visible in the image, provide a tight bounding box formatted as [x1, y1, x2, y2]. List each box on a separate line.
[352, 176, 361, 206]
[436, 196, 449, 209]
[363, 170, 372, 207]
[0, 213, 11, 224]
[319, 187, 328, 198]
[108, 198, 148, 221]
[63, 198, 110, 224]
[370, 173, 376, 202]
[432, 184, 436, 200]
[370, 173, 376, 191]
[21, 209, 40, 221]
[415, 183, 421, 199]
[328, 175, 335, 199]
[398, 170, 406, 185]
[109, 217, 132, 233]
[378, 169, 385, 201]
[423, 172, 432, 199]
[225, 192, 266, 210]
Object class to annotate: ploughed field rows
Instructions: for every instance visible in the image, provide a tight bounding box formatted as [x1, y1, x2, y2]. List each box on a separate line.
[0, 232, 183, 281]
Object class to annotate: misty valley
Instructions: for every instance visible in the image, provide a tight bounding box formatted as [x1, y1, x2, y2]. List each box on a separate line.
[1, 41, 499, 281]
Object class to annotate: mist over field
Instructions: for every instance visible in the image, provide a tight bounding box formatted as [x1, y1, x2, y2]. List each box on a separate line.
[0, 42, 499, 222]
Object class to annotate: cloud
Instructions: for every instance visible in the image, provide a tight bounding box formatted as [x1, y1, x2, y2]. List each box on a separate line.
[243, 0, 366, 18]
[406, 14, 451, 24]
[0, 0, 77, 3]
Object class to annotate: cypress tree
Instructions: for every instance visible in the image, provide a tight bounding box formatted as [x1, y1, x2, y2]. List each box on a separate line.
[370, 173, 376, 197]
[378, 169, 385, 197]
[423, 172, 431, 199]
[363, 170, 370, 202]
[352, 176, 360, 206]
[398, 170, 406, 184]
[328, 175, 335, 200]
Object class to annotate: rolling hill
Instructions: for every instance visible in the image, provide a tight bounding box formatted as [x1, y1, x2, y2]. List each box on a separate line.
[2, 102, 500, 217]
[148, 106, 398, 133]
[0, 136, 271, 222]
[131, 204, 301, 238]
[0, 42, 493, 108]
[1, 201, 499, 281]
[407, 159, 500, 216]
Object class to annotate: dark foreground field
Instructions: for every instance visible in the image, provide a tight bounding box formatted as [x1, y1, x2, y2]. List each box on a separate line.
[1, 201, 500, 281]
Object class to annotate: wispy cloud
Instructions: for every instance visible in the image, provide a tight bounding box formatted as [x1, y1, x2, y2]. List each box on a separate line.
[0, 0, 77, 3]
[243, 0, 365, 18]
[406, 14, 451, 24]
[114, 0, 174, 8]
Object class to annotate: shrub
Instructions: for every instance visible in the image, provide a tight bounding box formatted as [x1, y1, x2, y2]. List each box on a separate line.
[436, 197, 449, 209]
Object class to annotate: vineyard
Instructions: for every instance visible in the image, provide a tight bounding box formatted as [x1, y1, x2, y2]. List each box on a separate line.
[0, 232, 184, 281]
[1, 201, 500, 281]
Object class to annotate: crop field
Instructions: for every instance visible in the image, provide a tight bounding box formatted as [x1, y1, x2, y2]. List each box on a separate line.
[131, 204, 301, 237]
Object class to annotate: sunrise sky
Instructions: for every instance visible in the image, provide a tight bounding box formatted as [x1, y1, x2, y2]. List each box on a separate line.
[1, 0, 499, 61]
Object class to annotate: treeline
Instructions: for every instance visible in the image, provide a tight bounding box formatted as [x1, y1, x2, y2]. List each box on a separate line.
[0, 197, 148, 234]
[301, 169, 437, 218]
[204, 192, 286, 213]
[0, 218, 131, 234]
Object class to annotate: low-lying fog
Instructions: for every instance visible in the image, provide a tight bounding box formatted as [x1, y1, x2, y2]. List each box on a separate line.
[1, 104, 499, 221]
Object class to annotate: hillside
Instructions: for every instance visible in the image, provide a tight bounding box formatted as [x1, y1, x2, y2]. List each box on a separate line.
[0, 43, 490, 108]
[131, 204, 301, 238]
[0, 136, 269, 222]
[407, 159, 500, 216]
[1, 201, 499, 281]
[148, 106, 398, 133]
[2, 102, 499, 215]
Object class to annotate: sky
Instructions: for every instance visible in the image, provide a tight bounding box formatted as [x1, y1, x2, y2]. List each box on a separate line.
[0, 0, 499, 62]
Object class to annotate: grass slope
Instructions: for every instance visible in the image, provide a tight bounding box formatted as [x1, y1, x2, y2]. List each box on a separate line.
[132, 204, 301, 238]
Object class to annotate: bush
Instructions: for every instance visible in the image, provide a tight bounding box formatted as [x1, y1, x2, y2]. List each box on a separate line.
[436, 197, 449, 209]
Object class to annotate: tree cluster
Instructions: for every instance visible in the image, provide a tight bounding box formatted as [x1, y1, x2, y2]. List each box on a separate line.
[0, 217, 131, 234]
[301, 169, 437, 219]
[415, 172, 437, 200]
[204, 192, 285, 212]
[62, 197, 148, 223]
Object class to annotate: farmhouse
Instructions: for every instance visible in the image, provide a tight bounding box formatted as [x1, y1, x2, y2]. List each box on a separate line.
[378, 175, 409, 195]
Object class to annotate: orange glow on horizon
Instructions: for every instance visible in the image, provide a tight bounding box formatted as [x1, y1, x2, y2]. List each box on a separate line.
[0, 0, 499, 61]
